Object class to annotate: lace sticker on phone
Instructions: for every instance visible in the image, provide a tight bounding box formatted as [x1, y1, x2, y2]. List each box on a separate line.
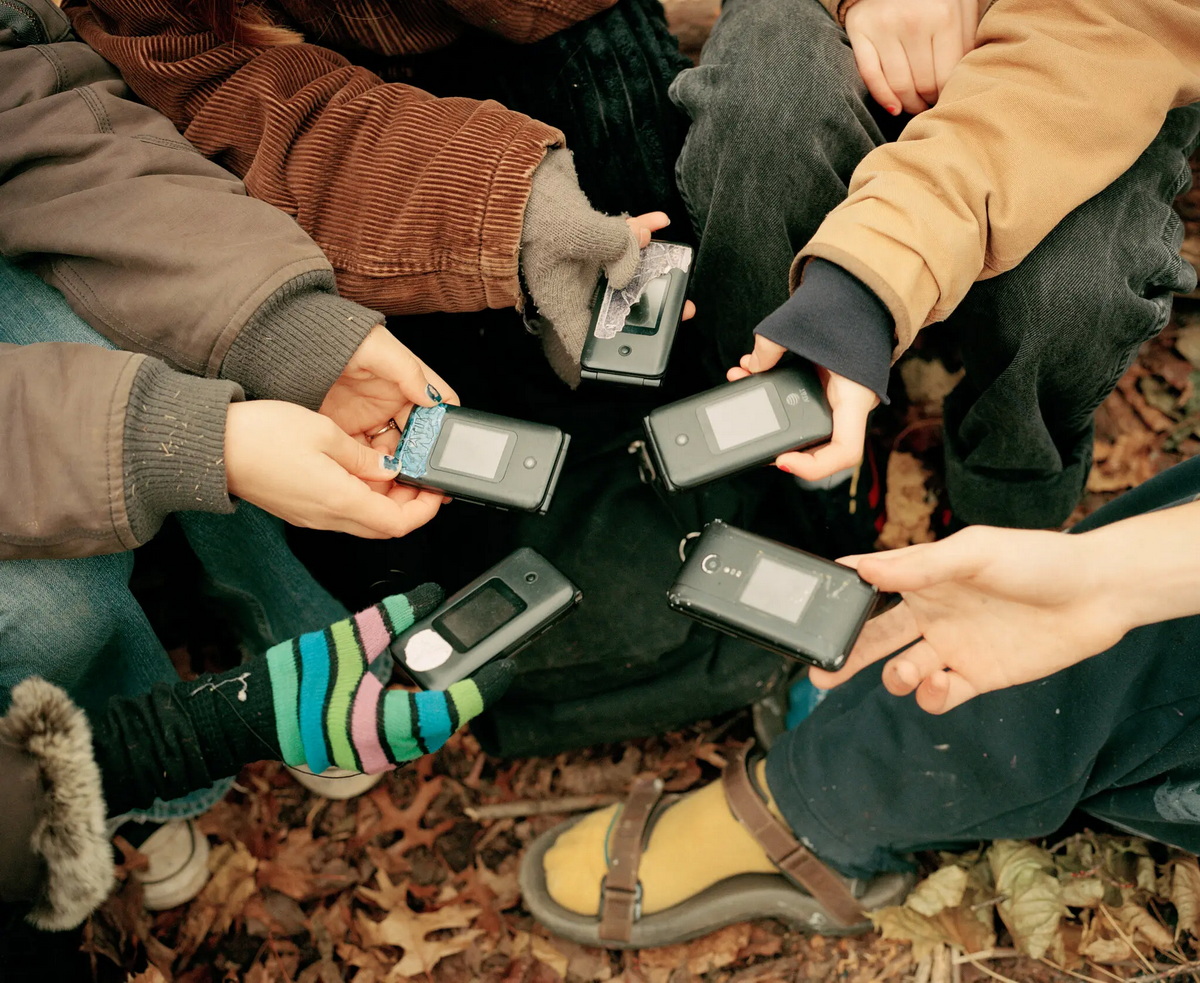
[594, 242, 692, 340]
[398, 403, 448, 478]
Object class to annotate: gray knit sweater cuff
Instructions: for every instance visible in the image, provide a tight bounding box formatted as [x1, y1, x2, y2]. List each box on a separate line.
[123, 359, 243, 544]
[221, 271, 383, 410]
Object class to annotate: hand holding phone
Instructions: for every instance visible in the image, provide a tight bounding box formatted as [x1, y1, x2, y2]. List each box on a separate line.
[391, 404, 570, 514]
[581, 240, 693, 387]
[390, 548, 582, 690]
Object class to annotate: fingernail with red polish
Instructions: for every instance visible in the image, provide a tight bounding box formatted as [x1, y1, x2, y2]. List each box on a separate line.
[888, 105, 900, 116]
[777, 463, 791, 474]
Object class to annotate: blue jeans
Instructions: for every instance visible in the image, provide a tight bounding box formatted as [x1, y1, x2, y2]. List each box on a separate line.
[0, 258, 347, 820]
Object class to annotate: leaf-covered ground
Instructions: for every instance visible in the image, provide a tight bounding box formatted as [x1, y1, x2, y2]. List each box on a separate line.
[62, 166, 1200, 983]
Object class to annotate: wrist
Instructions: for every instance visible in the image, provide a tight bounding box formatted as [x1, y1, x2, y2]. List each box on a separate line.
[756, 259, 895, 402]
[124, 361, 242, 542]
[1073, 502, 1200, 633]
[221, 271, 383, 409]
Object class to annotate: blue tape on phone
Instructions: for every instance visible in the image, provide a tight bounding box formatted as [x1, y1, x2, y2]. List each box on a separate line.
[398, 404, 447, 478]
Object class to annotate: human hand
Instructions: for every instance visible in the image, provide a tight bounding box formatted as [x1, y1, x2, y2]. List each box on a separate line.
[520, 149, 693, 386]
[806, 526, 1130, 713]
[265, 585, 516, 774]
[844, 0, 980, 115]
[727, 335, 878, 481]
[320, 324, 457, 440]
[225, 399, 446, 538]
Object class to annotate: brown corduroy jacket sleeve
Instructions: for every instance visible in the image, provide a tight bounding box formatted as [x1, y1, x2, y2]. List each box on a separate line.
[66, 0, 565, 316]
[436, 0, 618, 43]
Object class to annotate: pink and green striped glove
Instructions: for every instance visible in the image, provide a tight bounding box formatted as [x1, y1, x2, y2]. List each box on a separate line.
[265, 584, 513, 774]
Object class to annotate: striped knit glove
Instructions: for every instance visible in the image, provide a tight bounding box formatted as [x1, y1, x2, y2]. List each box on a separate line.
[88, 585, 514, 818]
[266, 584, 513, 774]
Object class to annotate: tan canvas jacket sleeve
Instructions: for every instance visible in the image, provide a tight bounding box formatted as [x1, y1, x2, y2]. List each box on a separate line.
[66, 0, 566, 316]
[797, 0, 1200, 357]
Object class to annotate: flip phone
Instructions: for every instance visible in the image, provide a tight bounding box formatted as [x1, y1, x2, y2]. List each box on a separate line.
[667, 520, 877, 671]
[642, 364, 833, 492]
[580, 240, 693, 387]
[390, 548, 582, 690]
[392, 404, 570, 514]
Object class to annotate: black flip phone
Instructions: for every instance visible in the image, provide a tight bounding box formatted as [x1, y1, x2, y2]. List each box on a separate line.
[392, 404, 570, 514]
[667, 520, 877, 672]
[580, 240, 693, 387]
[390, 548, 582, 690]
[642, 365, 833, 492]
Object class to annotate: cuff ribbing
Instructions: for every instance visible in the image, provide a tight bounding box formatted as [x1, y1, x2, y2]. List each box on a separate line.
[123, 360, 242, 544]
[221, 271, 383, 409]
[756, 259, 895, 403]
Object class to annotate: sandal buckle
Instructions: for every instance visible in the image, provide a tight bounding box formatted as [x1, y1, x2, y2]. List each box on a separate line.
[599, 876, 644, 922]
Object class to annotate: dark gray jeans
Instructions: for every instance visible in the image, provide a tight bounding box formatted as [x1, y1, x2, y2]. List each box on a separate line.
[671, 0, 1200, 527]
[765, 455, 1200, 878]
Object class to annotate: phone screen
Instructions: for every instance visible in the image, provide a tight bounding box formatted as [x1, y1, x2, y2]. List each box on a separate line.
[739, 555, 820, 624]
[434, 419, 512, 480]
[702, 385, 787, 452]
[621, 275, 669, 336]
[434, 579, 528, 651]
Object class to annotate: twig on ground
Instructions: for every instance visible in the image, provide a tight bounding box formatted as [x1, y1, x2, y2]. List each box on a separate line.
[465, 793, 620, 820]
[964, 958, 1023, 983]
[1128, 961, 1200, 983]
[951, 948, 1020, 964]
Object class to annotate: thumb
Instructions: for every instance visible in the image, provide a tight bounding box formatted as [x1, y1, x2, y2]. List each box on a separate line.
[855, 537, 981, 593]
[325, 427, 405, 482]
[445, 657, 515, 725]
[742, 334, 788, 374]
[602, 221, 642, 290]
[374, 584, 445, 638]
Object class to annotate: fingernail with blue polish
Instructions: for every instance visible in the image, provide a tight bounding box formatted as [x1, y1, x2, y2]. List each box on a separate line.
[426, 384, 443, 404]
[380, 449, 401, 473]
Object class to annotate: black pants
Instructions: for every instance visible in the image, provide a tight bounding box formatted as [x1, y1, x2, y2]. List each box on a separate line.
[767, 456, 1200, 878]
[671, 0, 1200, 528]
[291, 0, 792, 758]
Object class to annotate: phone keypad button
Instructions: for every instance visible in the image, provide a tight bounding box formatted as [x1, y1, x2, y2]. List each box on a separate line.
[675, 434, 689, 446]
[523, 456, 537, 469]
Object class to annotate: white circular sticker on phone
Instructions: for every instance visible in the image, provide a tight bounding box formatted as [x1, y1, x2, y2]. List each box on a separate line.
[402, 629, 453, 672]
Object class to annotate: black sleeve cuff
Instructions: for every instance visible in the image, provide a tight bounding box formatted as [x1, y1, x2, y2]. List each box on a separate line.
[754, 258, 895, 403]
[221, 270, 383, 410]
[123, 359, 244, 544]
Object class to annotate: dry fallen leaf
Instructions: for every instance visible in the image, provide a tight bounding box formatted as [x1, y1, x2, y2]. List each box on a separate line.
[878, 451, 936, 549]
[1170, 854, 1200, 939]
[905, 865, 968, 917]
[355, 870, 483, 978]
[899, 358, 964, 412]
[988, 840, 1065, 960]
[174, 840, 259, 962]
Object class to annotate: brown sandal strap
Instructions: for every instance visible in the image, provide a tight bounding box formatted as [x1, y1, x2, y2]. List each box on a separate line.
[723, 745, 866, 927]
[598, 775, 664, 943]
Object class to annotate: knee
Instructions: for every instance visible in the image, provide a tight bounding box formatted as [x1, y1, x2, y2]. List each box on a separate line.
[673, 0, 866, 210]
[0, 554, 135, 696]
